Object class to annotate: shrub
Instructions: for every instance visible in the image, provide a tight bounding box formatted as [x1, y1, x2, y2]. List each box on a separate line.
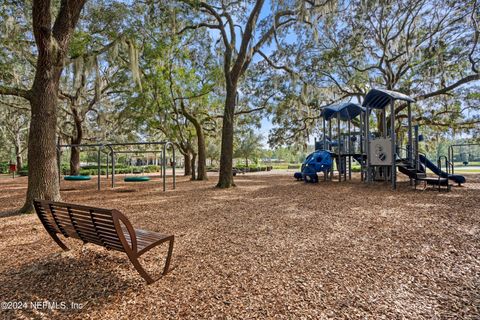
[144, 165, 160, 173]
[18, 170, 28, 176]
[0, 162, 9, 174]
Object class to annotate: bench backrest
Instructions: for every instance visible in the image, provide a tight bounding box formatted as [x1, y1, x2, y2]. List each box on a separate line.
[33, 200, 129, 252]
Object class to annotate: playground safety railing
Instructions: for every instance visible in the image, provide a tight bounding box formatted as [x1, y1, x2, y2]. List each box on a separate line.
[437, 156, 452, 191]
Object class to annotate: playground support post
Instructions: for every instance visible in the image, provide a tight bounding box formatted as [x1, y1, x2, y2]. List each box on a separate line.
[348, 117, 352, 180]
[322, 117, 326, 150]
[407, 102, 413, 166]
[162, 142, 176, 191]
[360, 110, 364, 182]
[162, 146, 166, 191]
[414, 125, 419, 172]
[365, 106, 370, 182]
[56, 146, 61, 184]
[97, 148, 101, 190]
[108, 145, 115, 188]
[407, 102, 413, 186]
[106, 151, 109, 179]
[329, 119, 333, 179]
[390, 99, 396, 190]
[337, 112, 341, 182]
[382, 109, 387, 138]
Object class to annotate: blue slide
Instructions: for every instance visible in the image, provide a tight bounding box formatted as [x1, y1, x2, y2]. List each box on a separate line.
[419, 154, 466, 185]
[294, 150, 333, 183]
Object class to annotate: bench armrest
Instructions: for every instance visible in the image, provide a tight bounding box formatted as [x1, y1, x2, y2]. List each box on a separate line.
[112, 210, 138, 254]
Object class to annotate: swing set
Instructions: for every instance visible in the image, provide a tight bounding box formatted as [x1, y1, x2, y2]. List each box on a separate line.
[448, 143, 480, 173]
[57, 141, 176, 191]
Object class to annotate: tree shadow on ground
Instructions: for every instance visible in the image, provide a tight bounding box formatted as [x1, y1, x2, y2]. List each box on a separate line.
[0, 249, 141, 319]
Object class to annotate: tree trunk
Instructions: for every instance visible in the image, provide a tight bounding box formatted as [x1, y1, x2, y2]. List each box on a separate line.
[21, 71, 62, 212]
[246, 157, 249, 167]
[217, 84, 236, 188]
[194, 124, 207, 180]
[20, 0, 87, 213]
[191, 153, 197, 181]
[69, 110, 83, 175]
[14, 134, 23, 170]
[16, 153, 23, 171]
[184, 153, 191, 176]
[181, 102, 208, 181]
[69, 145, 81, 175]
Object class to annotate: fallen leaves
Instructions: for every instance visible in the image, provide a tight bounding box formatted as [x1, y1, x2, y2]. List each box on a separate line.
[0, 172, 478, 319]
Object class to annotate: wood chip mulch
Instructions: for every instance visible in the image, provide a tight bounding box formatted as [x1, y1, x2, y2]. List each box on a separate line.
[0, 172, 478, 319]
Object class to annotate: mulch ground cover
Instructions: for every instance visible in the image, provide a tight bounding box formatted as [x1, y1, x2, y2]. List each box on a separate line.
[0, 172, 478, 319]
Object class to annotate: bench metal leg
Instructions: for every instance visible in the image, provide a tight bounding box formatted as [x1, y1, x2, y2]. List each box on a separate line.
[127, 236, 174, 284]
[162, 237, 174, 275]
[47, 232, 70, 251]
[128, 256, 155, 284]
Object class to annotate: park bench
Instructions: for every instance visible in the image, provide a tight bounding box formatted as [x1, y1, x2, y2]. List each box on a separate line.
[33, 199, 174, 284]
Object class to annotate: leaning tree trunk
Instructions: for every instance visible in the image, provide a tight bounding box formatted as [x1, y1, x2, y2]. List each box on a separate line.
[217, 84, 236, 188]
[184, 153, 192, 176]
[20, 0, 87, 213]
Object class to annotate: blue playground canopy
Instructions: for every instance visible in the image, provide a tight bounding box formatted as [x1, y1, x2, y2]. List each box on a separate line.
[363, 88, 415, 109]
[321, 102, 365, 121]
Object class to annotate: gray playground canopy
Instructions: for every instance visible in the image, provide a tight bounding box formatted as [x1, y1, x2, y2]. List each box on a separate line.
[321, 102, 365, 121]
[362, 88, 415, 109]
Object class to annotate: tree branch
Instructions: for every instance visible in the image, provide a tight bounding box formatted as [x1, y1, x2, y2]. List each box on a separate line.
[416, 74, 480, 101]
[0, 86, 31, 101]
[231, 0, 266, 77]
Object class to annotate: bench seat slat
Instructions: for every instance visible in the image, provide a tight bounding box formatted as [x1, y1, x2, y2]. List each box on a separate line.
[62, 226, 120, 242]
[54, 215, 117, 231]
[122, 228, 172, 252]
[53, 215, 118, 233]
[53, 220, 118, 239]
[53, 210, 116, 225]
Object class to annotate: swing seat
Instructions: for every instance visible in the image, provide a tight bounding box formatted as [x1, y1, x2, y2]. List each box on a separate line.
[64, 175, 92, 181]
[124, 176, 151, 182]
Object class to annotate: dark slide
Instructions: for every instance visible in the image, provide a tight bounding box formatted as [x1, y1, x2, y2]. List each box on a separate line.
[419, 155, 466, 184]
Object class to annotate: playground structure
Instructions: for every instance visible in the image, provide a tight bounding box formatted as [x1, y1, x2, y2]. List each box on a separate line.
[321, 102, 365, 182]
[298, 102, 365, 183]
[295, 88, 467, 190]
[57, 141, 176, 191]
